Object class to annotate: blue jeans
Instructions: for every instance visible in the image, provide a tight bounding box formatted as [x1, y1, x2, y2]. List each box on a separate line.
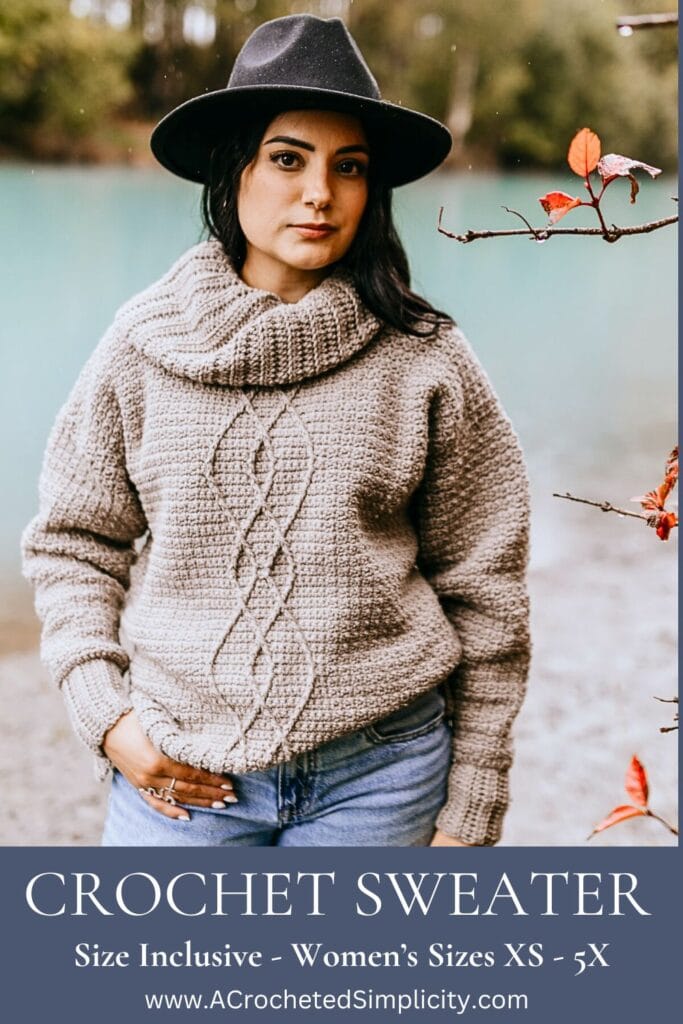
[101, 688, 451, 846]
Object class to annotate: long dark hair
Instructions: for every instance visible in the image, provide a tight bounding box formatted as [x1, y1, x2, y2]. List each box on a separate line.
[200, 109, 453, 337]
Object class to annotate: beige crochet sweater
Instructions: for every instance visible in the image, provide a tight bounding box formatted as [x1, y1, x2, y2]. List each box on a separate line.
[21, 240, 531, 845]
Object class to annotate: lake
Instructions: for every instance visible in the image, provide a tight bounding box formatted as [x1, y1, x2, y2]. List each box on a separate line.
[1, 163, 676, 575]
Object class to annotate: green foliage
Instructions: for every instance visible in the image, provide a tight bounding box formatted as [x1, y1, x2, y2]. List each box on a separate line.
[349, 0, 677, 169]
[0, 0, 677, 168]
[475, 0, 679, 169]
[0, 0, 135, 158]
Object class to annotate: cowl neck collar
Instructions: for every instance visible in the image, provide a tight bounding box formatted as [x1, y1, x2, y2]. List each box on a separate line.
[117, 240, 383, 387]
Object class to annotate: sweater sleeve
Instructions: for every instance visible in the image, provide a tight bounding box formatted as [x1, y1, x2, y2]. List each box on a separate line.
[413, 327, 531, 845]
[20, 328, 148, 779]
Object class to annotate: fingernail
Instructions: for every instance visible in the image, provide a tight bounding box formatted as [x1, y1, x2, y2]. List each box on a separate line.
[223, 795, 238, 804]
[177, 813, 190, 822]
[211, 800, 226, 809]
[220, 784, 233, 791]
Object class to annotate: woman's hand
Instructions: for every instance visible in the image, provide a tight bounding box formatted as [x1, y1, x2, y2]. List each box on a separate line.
[102, 710, 236, 821]
[429, 829, 475, 847]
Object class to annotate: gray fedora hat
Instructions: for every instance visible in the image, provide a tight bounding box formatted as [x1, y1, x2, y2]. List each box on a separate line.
[150, 14, 452, 187]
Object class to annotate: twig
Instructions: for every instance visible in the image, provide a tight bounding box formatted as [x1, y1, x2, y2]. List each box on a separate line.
[553, 492, 650, 521]
[645, 809, 678, 835]
[654, 696, 679, 733]
[582, 176, 614, 236]
[616, 13, 678, 31]
[501, 205, 545, 240]
[557, 489, 679, 536]
[587, 807, 679, 840]
[437, 207, 678, 243]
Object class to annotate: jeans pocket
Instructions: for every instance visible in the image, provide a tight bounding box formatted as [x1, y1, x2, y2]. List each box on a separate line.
[364, 689, 446, 745]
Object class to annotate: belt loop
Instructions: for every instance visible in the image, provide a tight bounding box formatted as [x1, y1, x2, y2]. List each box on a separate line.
[276, 762, 287, 825]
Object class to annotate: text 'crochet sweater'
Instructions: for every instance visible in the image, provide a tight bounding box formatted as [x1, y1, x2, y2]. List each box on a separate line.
[21, 240, 531, 845]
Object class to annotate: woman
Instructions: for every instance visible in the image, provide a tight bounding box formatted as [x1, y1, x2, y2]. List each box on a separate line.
[21, 15, 531, 847]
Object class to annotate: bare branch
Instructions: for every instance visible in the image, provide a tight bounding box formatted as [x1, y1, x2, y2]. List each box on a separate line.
[645, 809, 679, 835]
[500, 205, 546, 240]
[437, 206, 678, 244]
[654, 696, 679, 733]
[552, 492, 651, 521]
[616, 13, 678, 32]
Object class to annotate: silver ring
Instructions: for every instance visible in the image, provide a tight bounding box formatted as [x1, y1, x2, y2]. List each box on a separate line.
[139, 782, 177, 805]
[161, 777, 178, 805]
[140, 785, 165, 801]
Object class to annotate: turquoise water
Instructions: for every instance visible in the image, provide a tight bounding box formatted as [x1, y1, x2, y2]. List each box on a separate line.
[0, 164, 677, 575]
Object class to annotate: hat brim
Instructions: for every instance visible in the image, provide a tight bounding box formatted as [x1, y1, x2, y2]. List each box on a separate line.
[149, 85, 452, 188]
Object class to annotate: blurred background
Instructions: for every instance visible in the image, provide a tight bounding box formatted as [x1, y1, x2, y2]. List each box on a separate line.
[0, 0, 678, 846]
[0, 0, 678, 168]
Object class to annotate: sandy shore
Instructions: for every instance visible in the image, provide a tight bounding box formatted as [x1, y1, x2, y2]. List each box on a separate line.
[0, 500, 677, 847]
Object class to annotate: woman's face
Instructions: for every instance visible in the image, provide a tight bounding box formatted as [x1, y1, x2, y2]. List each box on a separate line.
[237, 109, 369, 296]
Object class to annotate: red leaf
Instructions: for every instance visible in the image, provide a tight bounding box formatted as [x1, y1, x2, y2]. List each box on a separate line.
[660, 447, 679, 502]
[660, 478, 676, 505]
[625, 755, 649, 807]
[655, 510, 677, 540]
[628, 175, 639, 205]
[651, 483, 670, 509]
[665, 446, 678, 483]
[568, 128, 601, 177]
[630, 488, 663, 511]
[538, 190, 582, 224]
[589, 805, 646, 837]
[597, 153, 662, 183]
[597, 154, 661, 205]
[630, 446, 679, 524]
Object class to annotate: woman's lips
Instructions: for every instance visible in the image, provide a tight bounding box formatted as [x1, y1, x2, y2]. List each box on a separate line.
[290, 223, 337, 239]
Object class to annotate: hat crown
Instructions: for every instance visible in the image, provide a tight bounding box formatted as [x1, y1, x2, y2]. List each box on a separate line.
[150, 14, 452, 186]
[227, 15, 381, 99]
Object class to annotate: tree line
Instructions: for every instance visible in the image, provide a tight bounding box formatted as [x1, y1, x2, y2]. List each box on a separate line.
[0, 0, 677, 168]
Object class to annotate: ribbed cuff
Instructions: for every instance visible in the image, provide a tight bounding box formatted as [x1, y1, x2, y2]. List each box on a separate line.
[60, 660, 132, 779]
[435, 761, 510, 846]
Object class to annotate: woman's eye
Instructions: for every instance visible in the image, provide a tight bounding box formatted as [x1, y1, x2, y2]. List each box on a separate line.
[270, 151, 302, 169]
[337, 159, 367, 176]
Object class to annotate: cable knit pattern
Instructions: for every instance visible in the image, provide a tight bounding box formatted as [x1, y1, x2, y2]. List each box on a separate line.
[21, 240, 531, 845]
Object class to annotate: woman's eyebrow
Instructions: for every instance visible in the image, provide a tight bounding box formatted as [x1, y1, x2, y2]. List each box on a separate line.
[263, 135, 370, 155]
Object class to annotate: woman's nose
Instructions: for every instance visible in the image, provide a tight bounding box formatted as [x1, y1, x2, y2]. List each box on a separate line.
[302, 166, 333, 208]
